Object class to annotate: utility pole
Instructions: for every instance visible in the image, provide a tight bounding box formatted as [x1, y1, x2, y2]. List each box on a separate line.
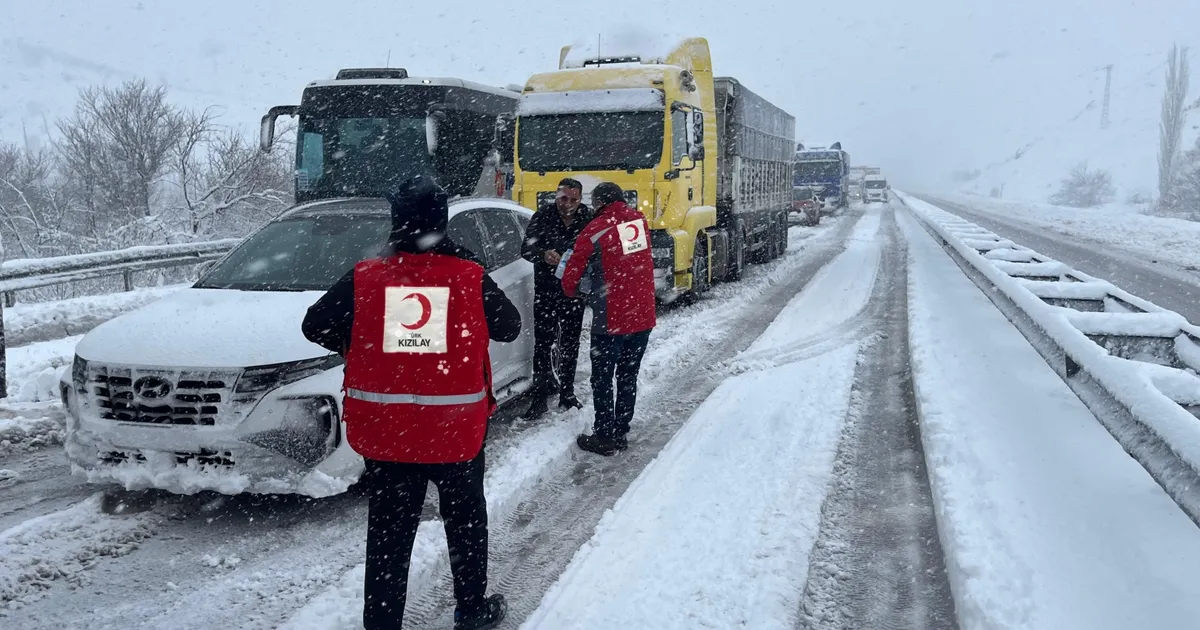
[1100, 64, 1113, 129]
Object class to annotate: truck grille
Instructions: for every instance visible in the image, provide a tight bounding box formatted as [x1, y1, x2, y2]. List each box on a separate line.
[89, 365, 239, 426]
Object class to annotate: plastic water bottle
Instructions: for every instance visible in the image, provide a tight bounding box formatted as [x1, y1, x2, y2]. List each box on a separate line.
[554, 249, 571, 279]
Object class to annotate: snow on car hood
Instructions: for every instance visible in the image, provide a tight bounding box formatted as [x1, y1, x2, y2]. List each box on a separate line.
[74, 289, 330, 368]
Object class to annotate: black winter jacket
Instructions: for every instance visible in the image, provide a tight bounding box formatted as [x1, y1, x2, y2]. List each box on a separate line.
[520, 205, 593, 293]
[302, 238, 522, 356]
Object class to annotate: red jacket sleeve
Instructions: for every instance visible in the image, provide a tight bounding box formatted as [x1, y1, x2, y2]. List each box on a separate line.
[561, 226, 597, 298]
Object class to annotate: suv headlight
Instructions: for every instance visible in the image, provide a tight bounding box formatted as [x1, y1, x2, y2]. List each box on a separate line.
[244, 395, 339, 467]
[235, 355, 344, 396]
[72, 355, 89, 395]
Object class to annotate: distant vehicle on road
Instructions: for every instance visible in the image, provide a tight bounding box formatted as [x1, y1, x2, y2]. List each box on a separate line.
[863, 174, 889, 203]
[794, 142, 850, 210]
[61, 197, 538, 498]
[791, 186, 821, 225]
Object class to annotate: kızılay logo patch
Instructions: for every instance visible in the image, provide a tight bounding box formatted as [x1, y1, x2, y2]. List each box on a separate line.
[383, 286, 449, 353]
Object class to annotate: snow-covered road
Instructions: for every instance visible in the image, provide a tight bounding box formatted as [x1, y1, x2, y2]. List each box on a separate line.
[922, 196, 1200, 324]
[0, 213, 857, 629]
[900, 205, 1200, 629]
[5, 196, 1200, 630]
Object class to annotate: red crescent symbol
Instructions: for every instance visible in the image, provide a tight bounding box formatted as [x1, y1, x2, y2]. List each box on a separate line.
[625, 223, 640, 241]
[400, 293, 432, 330]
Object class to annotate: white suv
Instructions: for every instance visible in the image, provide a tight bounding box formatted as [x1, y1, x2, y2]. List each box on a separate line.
[61, 197, 536, 497]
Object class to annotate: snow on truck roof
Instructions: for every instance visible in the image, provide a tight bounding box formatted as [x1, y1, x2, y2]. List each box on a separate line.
[306, 77, 519, 99]
[517, 88, 666, 116]
[559, 34, 692, 68]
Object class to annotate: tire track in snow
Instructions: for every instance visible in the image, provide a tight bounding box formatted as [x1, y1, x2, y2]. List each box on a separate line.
[797, 204, 958, 630]
[399, 209, 876, 629]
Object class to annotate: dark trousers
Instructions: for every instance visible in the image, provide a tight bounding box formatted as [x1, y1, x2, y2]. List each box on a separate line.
[363, 451, 488, 630]
[532, 286, 586, 396]
[589, 329, 652, 439]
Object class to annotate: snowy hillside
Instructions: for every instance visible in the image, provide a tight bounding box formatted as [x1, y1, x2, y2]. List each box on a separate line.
[954, 45, 1200, 203]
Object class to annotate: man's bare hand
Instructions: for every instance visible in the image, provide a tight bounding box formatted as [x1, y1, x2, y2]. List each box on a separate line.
[544, 250, 562, 265]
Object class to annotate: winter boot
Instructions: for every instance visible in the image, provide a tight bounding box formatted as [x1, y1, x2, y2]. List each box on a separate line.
[523, 395, 549, 420]
[454, 594, 507, 630]
[576, 433, 627, 456]
[559, 392, 583, 410]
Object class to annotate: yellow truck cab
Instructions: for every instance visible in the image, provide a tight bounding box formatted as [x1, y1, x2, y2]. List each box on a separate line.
[512, 37, 795, 302]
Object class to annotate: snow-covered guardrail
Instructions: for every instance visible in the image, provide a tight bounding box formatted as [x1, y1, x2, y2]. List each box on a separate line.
[0, 239, 238, 398]
[899, 191, 1200, 525]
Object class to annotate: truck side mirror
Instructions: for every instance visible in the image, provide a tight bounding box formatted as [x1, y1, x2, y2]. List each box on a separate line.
[260, 105, 298, 152]
[425, 110, 447, 156]
[688, 145, 705, 161]
[692, 111, 704, 145]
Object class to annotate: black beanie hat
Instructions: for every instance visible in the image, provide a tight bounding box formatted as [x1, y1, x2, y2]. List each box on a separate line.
[591, 182, 625, 209]
[385, 175, 449, 253]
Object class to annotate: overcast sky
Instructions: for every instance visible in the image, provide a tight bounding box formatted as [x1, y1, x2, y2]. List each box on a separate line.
[3, 0, 1199, 191]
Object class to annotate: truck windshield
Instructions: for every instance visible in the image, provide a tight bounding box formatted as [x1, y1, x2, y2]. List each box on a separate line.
[794, 161, 843, 182]
[518, 112, 664, 172]
[195, 214, 391, 292]
[296, 116, 434, 199]
[865, 180, 887, 189]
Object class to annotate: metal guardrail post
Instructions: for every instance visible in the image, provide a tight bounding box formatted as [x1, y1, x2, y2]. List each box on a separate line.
[123, 269, 134, 292]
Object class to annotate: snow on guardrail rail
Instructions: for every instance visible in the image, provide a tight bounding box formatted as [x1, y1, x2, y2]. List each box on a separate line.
[897, 191, 1200, 525]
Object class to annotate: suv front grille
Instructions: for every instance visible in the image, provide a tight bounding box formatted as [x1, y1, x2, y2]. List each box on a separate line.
[90, 366, 239, 426]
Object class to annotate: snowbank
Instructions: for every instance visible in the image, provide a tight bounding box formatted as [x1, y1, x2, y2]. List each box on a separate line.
[4, 284, 186, 347]
[899, 205, 1200, 629]
[281, 213, 852, 629]
[938, 193, 1200, 272]
[900, 191, 1200, 521]
[521, 345, 859, 629]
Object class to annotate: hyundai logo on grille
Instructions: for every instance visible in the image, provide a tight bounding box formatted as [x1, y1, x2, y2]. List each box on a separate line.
[133, 376, 172, 400]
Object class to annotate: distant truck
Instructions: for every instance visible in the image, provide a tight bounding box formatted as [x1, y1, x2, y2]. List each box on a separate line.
[260, 67, 519, 204]
[863, 173, 889, 203]
[512, 37, 795, 302]
[794, 143, 850, 210]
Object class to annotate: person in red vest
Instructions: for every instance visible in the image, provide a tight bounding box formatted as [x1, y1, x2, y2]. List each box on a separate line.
[301, 176, 520, 630]
[560, 182, 657, 456]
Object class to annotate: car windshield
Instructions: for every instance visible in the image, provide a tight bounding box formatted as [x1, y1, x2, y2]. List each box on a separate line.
[794, 161, 843, 182]
[793, 187, 814, 200]
[865, 180, 887, 188]
[518, 111, 664, 172]
[195, 213, 391, 292]
[296, 116, 434, 199]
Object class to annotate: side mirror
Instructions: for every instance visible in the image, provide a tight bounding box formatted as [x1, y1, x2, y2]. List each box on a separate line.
[692, 111, 704, 144]
[425, 110, 447, 156]
[260, 105, 298, 152]
[689, 145, 705, 161]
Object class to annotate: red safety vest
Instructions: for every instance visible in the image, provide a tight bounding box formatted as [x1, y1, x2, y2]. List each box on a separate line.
[342, 253, 494, 464]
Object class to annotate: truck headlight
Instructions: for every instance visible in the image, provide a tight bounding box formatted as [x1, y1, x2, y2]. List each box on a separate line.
[244, 395, 339, 467]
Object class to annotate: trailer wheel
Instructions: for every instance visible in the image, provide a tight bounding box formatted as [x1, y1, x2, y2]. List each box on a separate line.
[778, 214, 789, 254]
[767, 218, 781, 260]
[726, 223, 746, 282]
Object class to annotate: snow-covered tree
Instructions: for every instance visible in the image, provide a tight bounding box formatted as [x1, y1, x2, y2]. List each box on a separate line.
[1164, 136, 1200, 219]
[1049, 162, 1115, 208]
[1159, 45, 1190, 202]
